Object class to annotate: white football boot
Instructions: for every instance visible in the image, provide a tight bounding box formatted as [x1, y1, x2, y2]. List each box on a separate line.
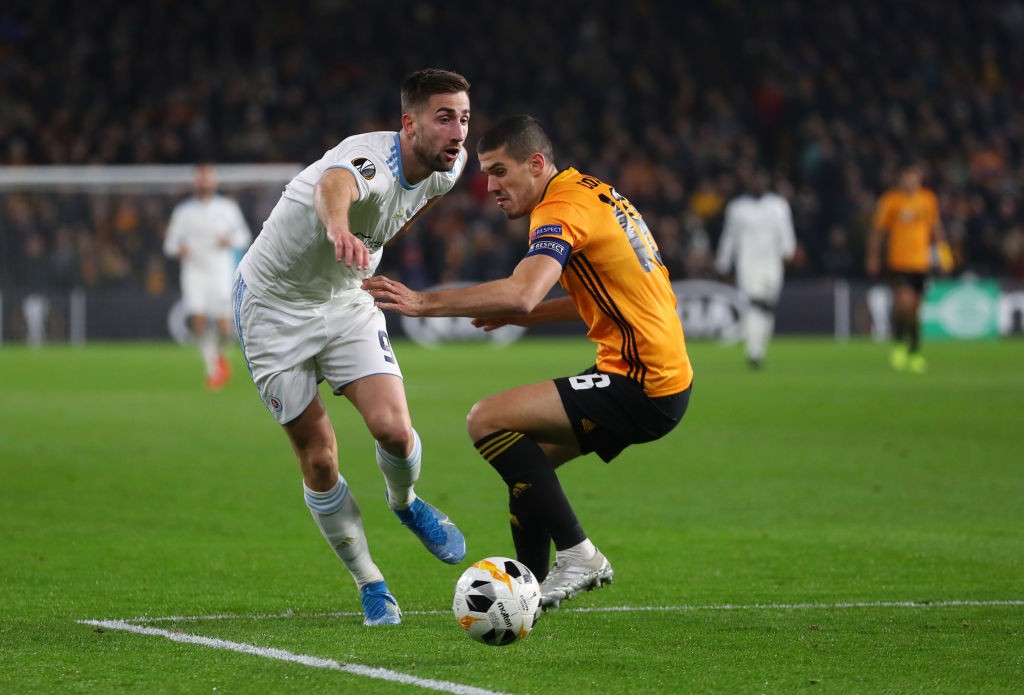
[539, 548, 614, 610]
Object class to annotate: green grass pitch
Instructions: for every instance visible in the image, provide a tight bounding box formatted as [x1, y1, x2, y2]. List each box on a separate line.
[1, 336, 1021, 694]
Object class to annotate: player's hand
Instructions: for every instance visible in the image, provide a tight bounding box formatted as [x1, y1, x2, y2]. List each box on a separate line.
[866, 256, 880, 277]
[328, 228, 370, 270]
[471, 317, 510, 332]
[471, 316, 532, 331]
[362, 276, 425, 316]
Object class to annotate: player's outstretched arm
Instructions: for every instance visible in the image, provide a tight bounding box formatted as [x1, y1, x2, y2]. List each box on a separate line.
[471, 297, 580, 331]
[363, 254, 563, 318]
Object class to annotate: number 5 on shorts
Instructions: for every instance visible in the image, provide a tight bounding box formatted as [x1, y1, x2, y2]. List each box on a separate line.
[569, 374, 611, 390]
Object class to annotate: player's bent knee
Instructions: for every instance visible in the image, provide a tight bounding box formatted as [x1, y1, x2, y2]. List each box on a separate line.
[368, 418, 413, 452]
[299, 450, 338, 490]
[465, 400, 496, 442]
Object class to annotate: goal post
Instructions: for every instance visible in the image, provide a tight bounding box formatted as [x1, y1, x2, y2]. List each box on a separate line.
[0, 163, 301, 345]
[0, 164, 303, 190]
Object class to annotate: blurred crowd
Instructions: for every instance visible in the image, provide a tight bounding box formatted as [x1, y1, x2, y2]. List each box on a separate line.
[2, 0, 1024, 296]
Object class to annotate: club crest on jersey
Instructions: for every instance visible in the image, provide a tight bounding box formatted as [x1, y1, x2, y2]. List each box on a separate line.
[268, 396, 283, 414]
[351, 158, 376, 180]
[530, 224, 563, 242]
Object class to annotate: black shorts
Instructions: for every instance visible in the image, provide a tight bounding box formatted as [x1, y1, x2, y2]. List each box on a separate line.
[889, 271, 927, 295]
[554, 366, 691, 463]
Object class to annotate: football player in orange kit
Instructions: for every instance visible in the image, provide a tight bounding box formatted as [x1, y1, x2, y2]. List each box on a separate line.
[364, 115, 693, 610]
[867, 162, 948, 373]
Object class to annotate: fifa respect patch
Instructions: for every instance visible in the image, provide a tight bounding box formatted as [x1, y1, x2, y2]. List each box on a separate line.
[351, 157, 376, 180]
[530, 224, 563, 241]
[525, 236, 571, 266]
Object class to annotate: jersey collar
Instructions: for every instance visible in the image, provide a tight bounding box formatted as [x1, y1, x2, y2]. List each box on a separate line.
[539, 167, 576, 203]
[393, 132, 425, 191]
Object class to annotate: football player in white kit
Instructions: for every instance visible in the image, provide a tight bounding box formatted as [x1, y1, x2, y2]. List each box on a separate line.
[232, 69, 470, 626]
[164, 163, 252, 389]
[715, 165, 797, 368]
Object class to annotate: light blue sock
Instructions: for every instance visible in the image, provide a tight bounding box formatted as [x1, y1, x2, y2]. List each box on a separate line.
[303, 477, 383, 588]
[377, 429, 422, 510]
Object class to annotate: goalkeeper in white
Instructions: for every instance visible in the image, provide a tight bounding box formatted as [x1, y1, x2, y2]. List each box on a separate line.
[715, 166, 797, 368]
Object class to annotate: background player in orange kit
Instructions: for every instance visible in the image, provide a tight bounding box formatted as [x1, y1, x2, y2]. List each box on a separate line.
[866, 162, 948, 373]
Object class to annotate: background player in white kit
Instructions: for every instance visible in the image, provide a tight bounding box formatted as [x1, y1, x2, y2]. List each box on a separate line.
[163, 163, 252, 389]
[715, 164, 797, 368]
[232, 69, 470, 626]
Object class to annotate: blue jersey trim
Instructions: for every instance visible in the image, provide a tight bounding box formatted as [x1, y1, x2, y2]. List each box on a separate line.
[392, 132, 423, 191]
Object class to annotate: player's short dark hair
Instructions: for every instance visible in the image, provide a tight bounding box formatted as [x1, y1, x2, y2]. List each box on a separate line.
[477, 115, 555, 164]
[400, 69, 470, 114]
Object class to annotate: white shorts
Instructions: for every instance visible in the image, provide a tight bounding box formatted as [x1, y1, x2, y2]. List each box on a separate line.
[738, 268, 784, 305]
[182, 270, 232, 319]
[232, 274, 403, 424]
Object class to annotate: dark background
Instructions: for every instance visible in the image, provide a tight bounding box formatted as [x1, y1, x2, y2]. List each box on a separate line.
[2, 0, 1023, 339]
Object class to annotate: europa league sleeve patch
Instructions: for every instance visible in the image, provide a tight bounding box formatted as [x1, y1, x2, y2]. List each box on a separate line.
[351, 158, 376, 180]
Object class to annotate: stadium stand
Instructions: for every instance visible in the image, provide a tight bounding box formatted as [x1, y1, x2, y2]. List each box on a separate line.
[1, 0, 1022, 301]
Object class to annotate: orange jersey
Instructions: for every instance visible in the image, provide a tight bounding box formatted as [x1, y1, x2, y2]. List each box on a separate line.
[873, 187, 940, 272]
[527, 168, 693, 397]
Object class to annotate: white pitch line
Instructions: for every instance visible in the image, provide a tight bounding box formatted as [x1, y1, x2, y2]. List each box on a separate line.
[79, 619, 510, 695]
[121, 609, 377, 624]
[567, 598, 1024, 613]
[78, 601, 1024, 693]
[113, 598, 1024, 624]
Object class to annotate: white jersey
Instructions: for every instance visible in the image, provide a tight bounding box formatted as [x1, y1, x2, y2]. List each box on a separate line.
[164, 194, 252, 281]
[715, 191, 796, 297]
[239, 131, 465, 306]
